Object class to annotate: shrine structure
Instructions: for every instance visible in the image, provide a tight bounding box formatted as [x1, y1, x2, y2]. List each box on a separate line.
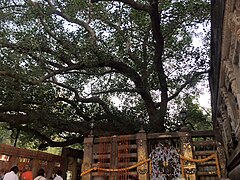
[80, 0, 240, 179]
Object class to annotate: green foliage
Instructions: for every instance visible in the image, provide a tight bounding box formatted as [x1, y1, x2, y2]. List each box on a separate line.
[166, 94, 212, 131]
[0, 123, 11, 144]
[0, 0, 211, 148]
[183, 96, 212, 130]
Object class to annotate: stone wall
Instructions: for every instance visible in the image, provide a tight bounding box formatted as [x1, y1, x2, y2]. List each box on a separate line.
[214, 0, 240, 178]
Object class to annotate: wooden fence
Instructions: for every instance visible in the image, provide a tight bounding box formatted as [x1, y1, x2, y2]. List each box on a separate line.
[0, 144, 64, 179]
[81, 128, 226, 180]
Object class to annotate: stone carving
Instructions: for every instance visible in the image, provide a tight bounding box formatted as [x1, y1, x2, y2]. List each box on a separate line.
[221, 87, 231, 110]
[220, 105, 228, 122]
[82, 157, 91, 173]
[232, 10, 240, 27]
[137, 144, 148, 175]
[226, 0, 234, 28]
[137, 168, 148, 175]
[235, 0, 240, 11]
[224, 61, 235, 84]
[149, 143, 181, 180]
[221, 87, 238, 132]
[236, 29, 240, 42]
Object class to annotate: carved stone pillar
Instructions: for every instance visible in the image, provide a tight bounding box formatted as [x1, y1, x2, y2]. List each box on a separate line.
[178, 127, 196, 180]
[226, 0, 240, 140]
[218, 116, 230, 159]
[136, 129, 149, 180]
[81, 135, 94, 180]
[221, 87, 238, 131]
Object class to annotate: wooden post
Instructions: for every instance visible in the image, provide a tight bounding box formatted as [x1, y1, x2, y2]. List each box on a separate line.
[31, 158, 39, 177]
[217, 141, 227, 177]
[110, 135, 118, 180]
[136, 129, 149, 180]
[61, 148, 69, 180]
[46, 161, 54, 178]
[81, 135, 94, 180]
[178, 127, 196, 180]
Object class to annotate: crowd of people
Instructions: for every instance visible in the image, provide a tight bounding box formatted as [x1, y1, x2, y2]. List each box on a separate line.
[0, 165, 63, 180]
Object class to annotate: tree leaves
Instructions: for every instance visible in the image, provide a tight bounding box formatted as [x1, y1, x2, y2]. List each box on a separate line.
[0, 0, 211, 148]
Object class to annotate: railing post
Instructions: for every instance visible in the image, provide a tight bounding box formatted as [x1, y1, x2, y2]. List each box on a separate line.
[32, 158, 39, 177]
[110, 135, 118, 180]
[46, 161, 54, 178]
[178, 127, 196, 180]
[81, 135, 94, 180]
[61, 148, 69, 180]
[217, 141, 227, 177]
[136, 129, 149, 180]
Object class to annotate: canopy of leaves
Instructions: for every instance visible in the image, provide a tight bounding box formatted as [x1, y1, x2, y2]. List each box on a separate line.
[0, 0, 210, 148]
[166, 94, 212, 131]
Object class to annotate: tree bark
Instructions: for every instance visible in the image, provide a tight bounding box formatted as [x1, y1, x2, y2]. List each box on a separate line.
[149, 0, 168, 132]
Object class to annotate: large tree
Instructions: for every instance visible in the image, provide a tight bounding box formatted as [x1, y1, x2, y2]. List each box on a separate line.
[0, 0, 210, 148]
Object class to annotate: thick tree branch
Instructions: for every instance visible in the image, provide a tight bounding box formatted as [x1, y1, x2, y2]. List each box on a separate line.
[147, 0, 167, 131]
[43, 0, 96, 43]
[54, 97, 92, 122]
[54, 10, 97, 44]
[0, 109, 91, 135]
[18, 125, 84, 147]
[0, 113, 30, 124]
[91, 0, 150, 13]
[93, 52, 158, 120]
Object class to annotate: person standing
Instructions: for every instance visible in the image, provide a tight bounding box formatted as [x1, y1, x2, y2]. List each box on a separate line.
[53, 170, 63, 180]
[33, 169, 46, 180]
[3, 166, 19, 180]
[0, 169, 5, 180]
[21, 164, 33, 180]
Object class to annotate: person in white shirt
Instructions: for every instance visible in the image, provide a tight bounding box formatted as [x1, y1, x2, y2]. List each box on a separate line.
[3, 166, 19, 180]
[53, 170, 63, 180]
[34, 169, 46, 180]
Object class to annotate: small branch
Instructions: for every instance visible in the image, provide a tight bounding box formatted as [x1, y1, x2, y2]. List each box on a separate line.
[91, 0, 151, 13]
[51, 81, 113, 116]
[28, 1, 83, 61]
[38, 63, 81, 82]
[168, 70, 208, 101]
[54, 97, 92, 122]
[54, 10, 96, 44]
[1, 40, 75, 67]
[126, 40, 138, 63]
[92, 88, 136, 95]
[0, 71, 39, 85]
[154, 70, 209, 108]
[0, 4, 27, 10]
[185, 122, 195, 131]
